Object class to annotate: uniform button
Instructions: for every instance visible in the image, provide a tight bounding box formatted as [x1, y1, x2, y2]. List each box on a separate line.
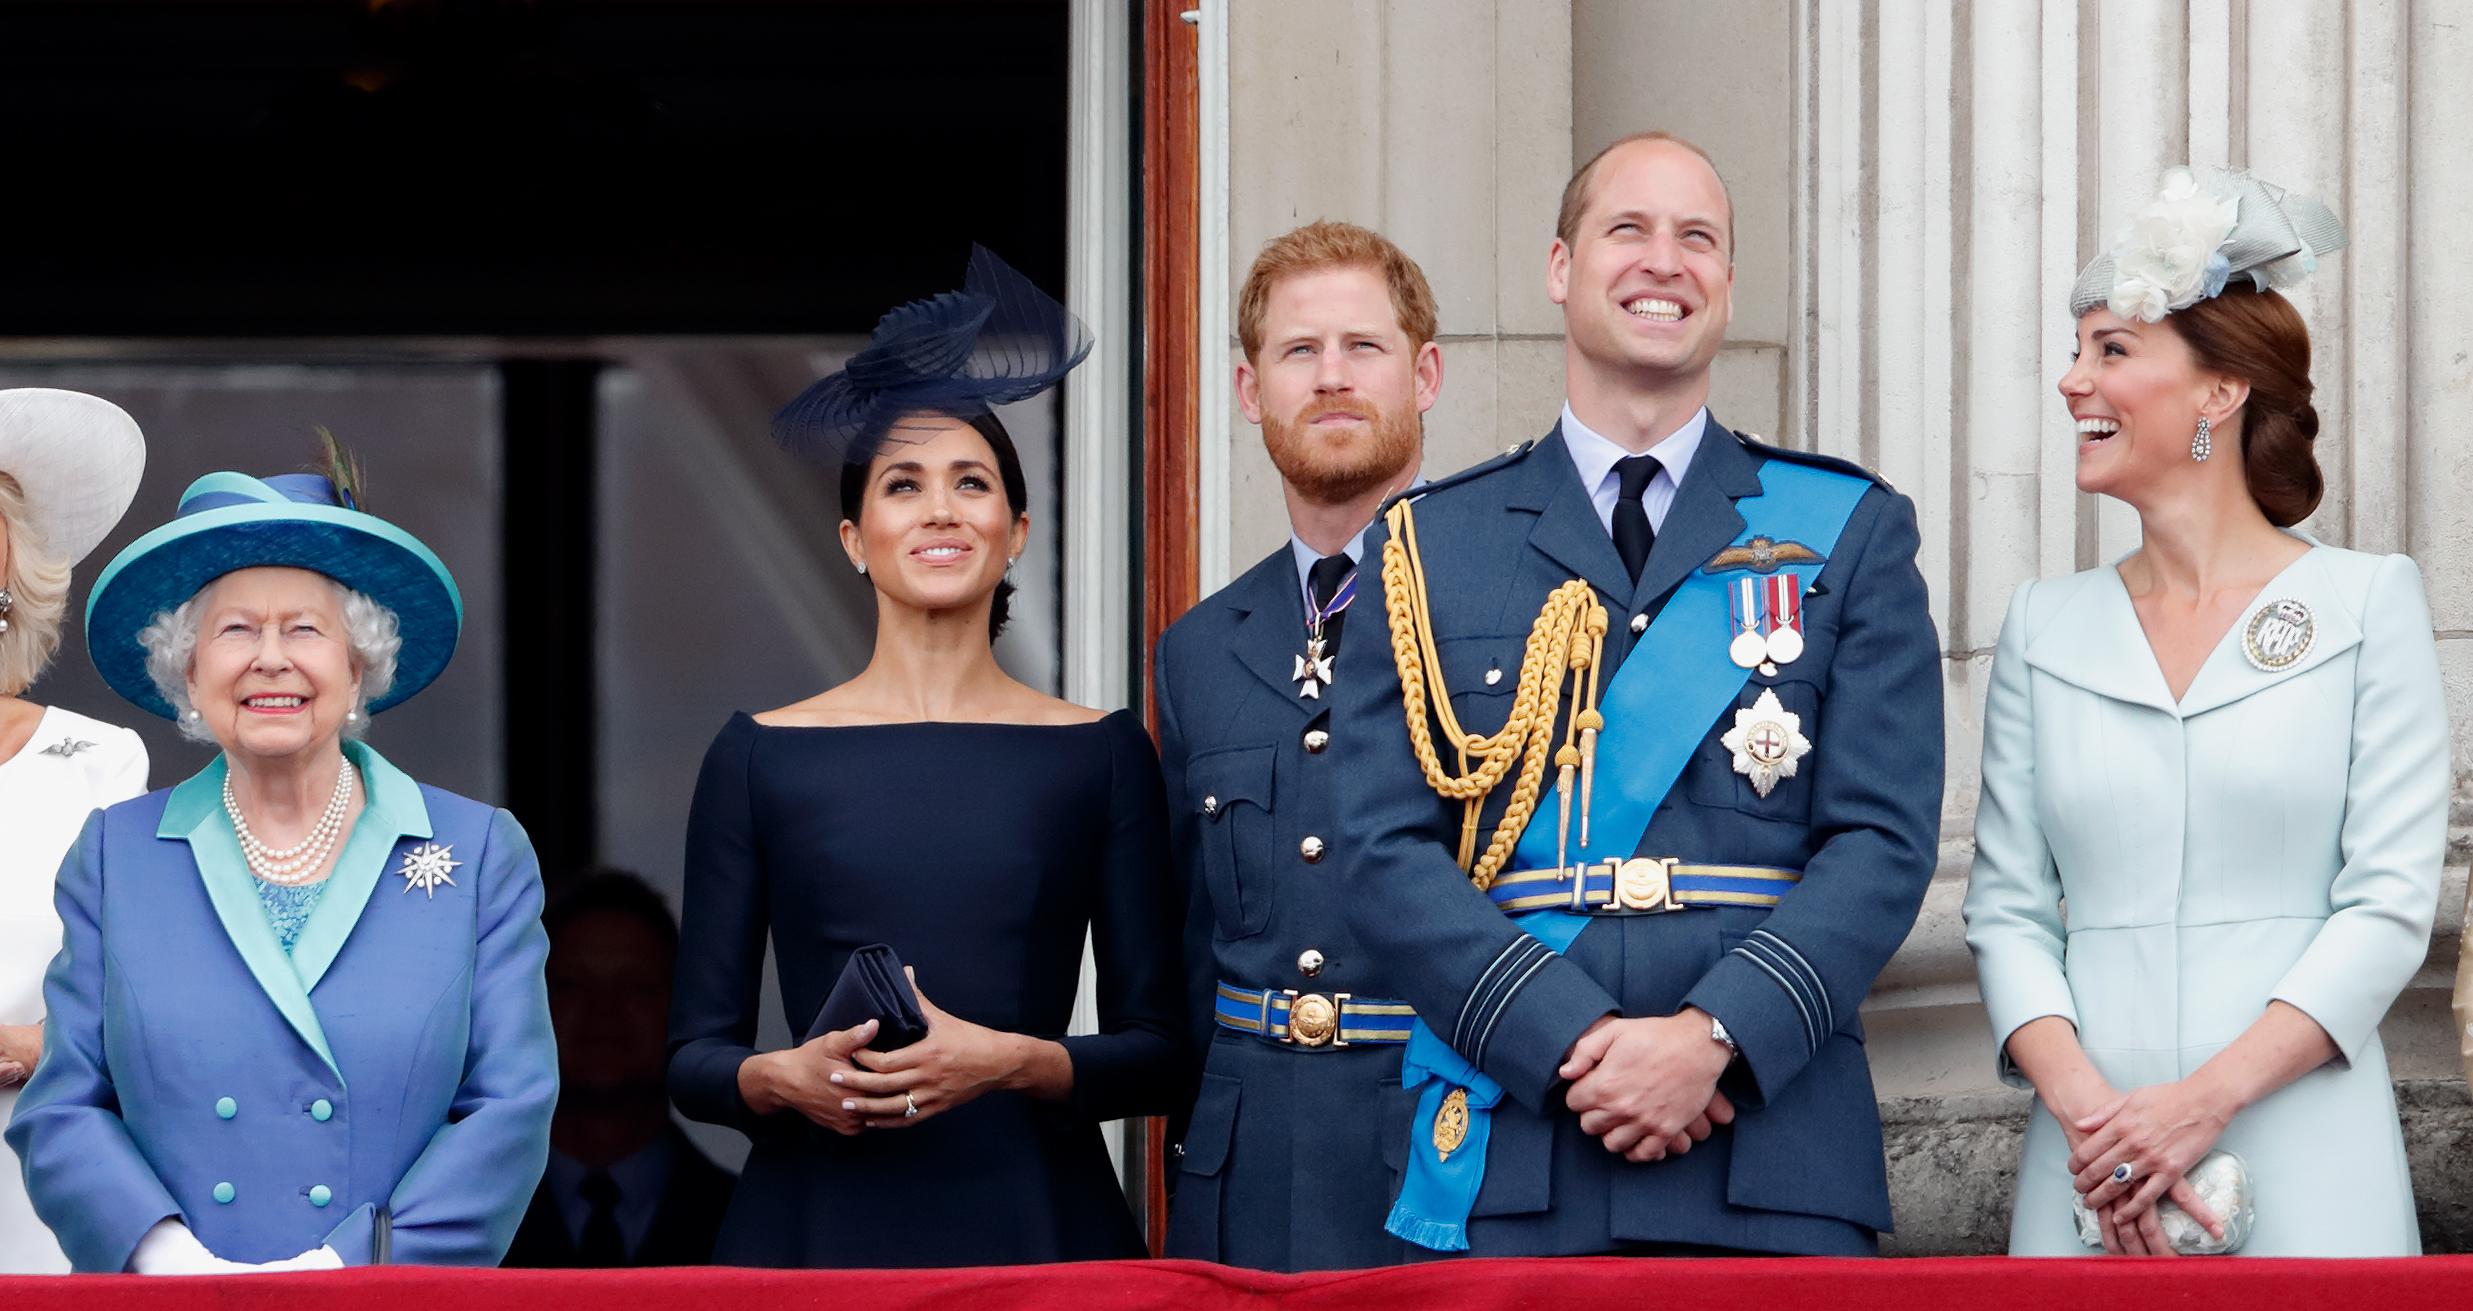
[214, 1097, 237, 1120]
[1631, 613, 1649, 634]
[1302, 729, 1329, 754]
[310, 1099, 334, 1122]
[1483, 666, 1503, 686]
[1299, 836, 1325, 863]
[308, 1185, 332, 1208]
[212, 1182, 235, 1205]
[1202, 795, 1220, 816]
[1298, 949, 1326, 977]
[1172, 1142, 1186, 1160]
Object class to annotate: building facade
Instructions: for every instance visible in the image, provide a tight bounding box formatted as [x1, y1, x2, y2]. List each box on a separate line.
[1199, 0, 2473, 1252]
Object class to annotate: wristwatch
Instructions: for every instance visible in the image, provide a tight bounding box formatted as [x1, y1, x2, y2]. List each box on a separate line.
[1708, 1014, 1739, 1061]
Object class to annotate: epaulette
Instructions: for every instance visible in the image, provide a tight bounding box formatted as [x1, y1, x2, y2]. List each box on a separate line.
[1380, 438, 1540, 515]
[1732, 431, 1896, 492]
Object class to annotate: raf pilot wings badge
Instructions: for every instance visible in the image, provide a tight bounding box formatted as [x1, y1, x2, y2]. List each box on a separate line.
[1703, 535, 1823, 575]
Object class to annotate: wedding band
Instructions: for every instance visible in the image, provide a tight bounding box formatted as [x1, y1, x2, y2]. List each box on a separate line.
[903, 1093, 920, 1119]
[2109, 1162, 2135, 1185]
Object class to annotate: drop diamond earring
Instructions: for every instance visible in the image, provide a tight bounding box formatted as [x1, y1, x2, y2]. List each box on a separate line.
[2192, 415, 2213, 462]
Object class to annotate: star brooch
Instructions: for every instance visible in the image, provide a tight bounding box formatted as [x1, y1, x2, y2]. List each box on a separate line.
[1720, 688, 1811, 798]
[398, 842, 462, 899]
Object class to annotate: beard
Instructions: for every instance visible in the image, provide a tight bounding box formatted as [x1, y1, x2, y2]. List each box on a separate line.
[1261, 395, 1422, 504]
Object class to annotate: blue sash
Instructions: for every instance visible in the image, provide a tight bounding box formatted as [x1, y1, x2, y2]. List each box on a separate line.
[1385, 460, 1870, 1251]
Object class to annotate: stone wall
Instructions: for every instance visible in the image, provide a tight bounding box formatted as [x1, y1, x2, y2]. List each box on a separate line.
[1219, 0, 2473, 1253]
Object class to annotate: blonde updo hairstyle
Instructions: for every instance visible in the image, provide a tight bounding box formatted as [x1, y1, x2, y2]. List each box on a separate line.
[0, 472, 76, 697]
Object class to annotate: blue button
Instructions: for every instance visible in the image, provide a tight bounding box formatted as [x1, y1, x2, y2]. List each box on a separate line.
[215, 1097, 236, 1120]
[310, 1099, 333, 1122]
[308, 1185, 332, 1208]
[212, 1182, 235, 1205]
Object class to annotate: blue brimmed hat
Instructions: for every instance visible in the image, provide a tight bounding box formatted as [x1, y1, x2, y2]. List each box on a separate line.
[85, 471, 463, 721]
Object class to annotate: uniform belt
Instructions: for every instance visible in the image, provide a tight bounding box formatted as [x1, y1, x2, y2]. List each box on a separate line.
[1214, 981, 1416, 1048]
[1485, 858, 1802, 915]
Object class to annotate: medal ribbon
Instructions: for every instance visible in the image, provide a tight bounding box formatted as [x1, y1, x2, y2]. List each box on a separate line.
[1304, 569, 1358, 634]
[1728, 576, 1764, 639]
[1767, 573, 1802, 641]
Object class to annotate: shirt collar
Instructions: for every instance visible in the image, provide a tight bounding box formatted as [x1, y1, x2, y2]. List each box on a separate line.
[1559, 402, 1709, 493]
[1288, 523, 1370, 601]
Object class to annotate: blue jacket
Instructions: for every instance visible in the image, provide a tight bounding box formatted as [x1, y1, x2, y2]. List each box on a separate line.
[5, 742, 556, 1271]
[1156, 545, 1418, 1270]
[1328, 420, 1944, 1254]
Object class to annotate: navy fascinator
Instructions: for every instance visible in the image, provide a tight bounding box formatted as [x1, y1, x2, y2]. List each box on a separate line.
[773, 244, 1092, 465]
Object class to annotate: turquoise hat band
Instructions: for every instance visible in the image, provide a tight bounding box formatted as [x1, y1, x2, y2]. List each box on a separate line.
[85, 473, 463, 723]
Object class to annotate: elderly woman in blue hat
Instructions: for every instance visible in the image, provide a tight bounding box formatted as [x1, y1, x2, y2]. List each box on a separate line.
[4, 450, 556, 1273]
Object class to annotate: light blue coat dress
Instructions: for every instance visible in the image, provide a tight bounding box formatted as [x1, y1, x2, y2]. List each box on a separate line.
[1963, 542, 2447, 1256]
[4, 741, 556, 1271]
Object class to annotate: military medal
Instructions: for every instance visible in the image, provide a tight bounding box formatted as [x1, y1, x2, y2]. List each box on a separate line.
[1764, 573, 1806, 666]
[1294, 567, 1357, 700]
[1721, 688, 1811, 798]
[1726, 577, 1766, 669]
[2241, 598, 2315, 672]
[1433, 1087, 1471, 1163]
[398, 841, 462, 899]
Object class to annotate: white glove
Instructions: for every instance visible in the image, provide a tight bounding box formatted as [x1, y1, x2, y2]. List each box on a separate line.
[258, 1245, 346, 1272]
[130, 1220, 348, 1275]
[128, 1219, 249, 1275]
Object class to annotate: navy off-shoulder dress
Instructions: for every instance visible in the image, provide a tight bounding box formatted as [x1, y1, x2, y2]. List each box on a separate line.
[667, 710, 1184, 1267]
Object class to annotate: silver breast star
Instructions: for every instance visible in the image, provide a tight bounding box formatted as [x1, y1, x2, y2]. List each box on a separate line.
[398, 842, 462, 899]
[38, 738, 96, 758]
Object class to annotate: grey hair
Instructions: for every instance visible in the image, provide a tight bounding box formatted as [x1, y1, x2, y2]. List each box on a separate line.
[139, 579, 402, 744]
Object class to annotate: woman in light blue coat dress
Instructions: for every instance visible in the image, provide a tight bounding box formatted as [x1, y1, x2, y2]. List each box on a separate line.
[4, 451, 555, 1272]
[1963, 169, 2445, 1257]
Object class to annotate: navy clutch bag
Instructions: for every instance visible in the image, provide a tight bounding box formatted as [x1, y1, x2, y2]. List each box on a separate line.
[803, 943, 930, 1050]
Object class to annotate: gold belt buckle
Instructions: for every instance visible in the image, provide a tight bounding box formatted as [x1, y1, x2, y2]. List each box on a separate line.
[1603, 857, 1683, 913]
[1282, 990, 1349, 1047]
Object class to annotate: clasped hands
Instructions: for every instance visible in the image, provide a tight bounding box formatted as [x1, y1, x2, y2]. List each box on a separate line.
[1557, 1008, 1736, 1163]
[2061, 1078, 2232, 1257]
[762, 971, 1027, 1136]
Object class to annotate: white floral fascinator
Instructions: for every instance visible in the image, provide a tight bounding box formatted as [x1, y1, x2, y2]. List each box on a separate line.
[2070, 166, 2347, 322]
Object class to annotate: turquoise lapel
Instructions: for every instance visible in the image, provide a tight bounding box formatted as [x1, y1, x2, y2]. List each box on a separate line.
[159, 756, 342, 1081]
[289, 740, 432, 995]
[156, 743, 435, 1087]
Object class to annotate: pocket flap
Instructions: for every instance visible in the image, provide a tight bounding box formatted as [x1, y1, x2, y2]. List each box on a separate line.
[1188, 744, 1275, 815]
[1178, 1072, 1241, 1177]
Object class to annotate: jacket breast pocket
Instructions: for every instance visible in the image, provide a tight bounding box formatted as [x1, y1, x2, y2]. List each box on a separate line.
[1189, 744, 1277, 940]
[1434, 633, 1523, 738]
[1685, 673, 1821, 826]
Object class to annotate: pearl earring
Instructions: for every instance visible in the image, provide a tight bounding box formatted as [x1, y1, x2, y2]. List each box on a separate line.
[184, 708, 201, 723]
[2192, 415, 2213, 462]
[345, 709, 360, 725]
[0, 587, 13, 634]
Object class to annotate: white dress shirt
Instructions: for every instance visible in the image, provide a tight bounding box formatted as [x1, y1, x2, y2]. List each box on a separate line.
[1558, 403, 1708, 536]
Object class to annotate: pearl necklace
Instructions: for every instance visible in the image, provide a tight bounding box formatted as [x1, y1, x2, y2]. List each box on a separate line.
[223, 762, 357, 887]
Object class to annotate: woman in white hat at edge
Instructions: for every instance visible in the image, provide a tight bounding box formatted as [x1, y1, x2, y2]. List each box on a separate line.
[0, 389, 149, 1273]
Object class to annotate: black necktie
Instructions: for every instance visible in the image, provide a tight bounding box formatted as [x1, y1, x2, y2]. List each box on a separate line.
[577, 1168, 626, 1266]
[1612, 454, 1659, 583]
[1307, 553, 1354, 655]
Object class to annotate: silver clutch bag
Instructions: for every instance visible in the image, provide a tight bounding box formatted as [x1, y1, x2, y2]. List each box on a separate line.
[2070, 1150, 2254, 1255]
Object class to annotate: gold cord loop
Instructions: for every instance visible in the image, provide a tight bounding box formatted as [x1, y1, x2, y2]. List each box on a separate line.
[1382, 498, 1610, 891]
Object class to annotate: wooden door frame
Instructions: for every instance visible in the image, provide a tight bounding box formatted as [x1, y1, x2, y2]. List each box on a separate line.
[1138, 0, 1202, 1257]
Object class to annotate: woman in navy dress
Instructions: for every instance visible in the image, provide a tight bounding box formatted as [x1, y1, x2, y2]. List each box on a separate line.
[667, 248, 1183, 1267]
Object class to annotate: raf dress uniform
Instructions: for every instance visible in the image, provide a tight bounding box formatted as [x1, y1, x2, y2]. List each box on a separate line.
[1329, 410, 1943, 1255]
[1157, 534, 1423, 1270]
